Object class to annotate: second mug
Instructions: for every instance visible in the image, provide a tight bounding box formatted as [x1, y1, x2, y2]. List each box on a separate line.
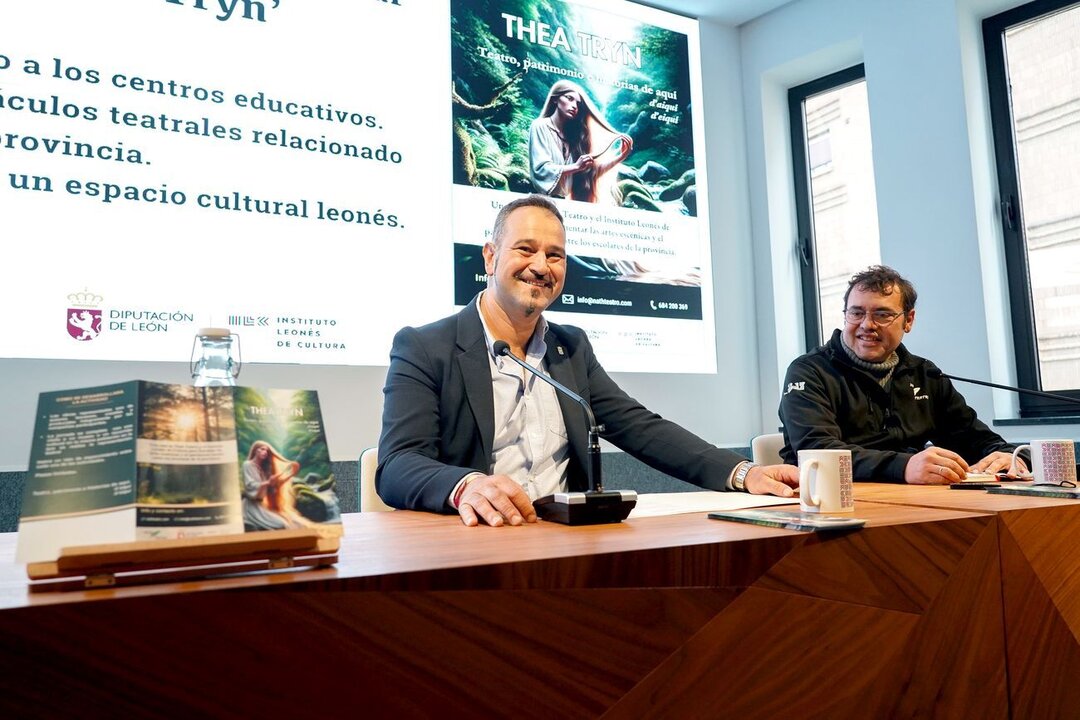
[1011, 439, 1076, 485]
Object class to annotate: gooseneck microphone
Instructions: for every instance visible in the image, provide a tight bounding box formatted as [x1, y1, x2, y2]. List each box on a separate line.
[492, 340, 636, 525]
[926, 368, 1080, 407]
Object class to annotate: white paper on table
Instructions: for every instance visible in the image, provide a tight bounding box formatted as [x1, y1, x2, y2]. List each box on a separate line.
[629, 491, 798, 518]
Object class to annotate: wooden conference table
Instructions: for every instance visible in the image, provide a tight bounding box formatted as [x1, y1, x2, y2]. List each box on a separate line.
[0, 485, 1077, 718]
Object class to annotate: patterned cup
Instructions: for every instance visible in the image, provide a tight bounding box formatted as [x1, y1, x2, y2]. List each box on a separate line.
[1010, 440, 1077, 485]
[798, 449, 854, 513]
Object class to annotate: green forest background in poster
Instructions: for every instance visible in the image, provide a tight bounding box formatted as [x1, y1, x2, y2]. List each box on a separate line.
[451, 0, 698, 215]
[235, 388, 340, 525]
[137, 384, 237, 507]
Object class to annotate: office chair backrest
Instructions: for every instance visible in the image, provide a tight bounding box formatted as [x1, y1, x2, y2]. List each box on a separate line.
[359, 447, 394, 512]
[751, 433, 785, 466]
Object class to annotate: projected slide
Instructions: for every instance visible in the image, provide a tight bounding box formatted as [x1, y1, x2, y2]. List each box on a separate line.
[1, 0, 713, 373]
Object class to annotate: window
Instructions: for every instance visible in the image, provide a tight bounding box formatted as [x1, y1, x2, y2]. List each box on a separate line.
[789, 64, 882, 349]
[985, 0, 1080, 417]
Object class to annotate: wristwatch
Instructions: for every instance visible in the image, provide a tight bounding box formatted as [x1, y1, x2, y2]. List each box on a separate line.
[733, 461, 757, 492]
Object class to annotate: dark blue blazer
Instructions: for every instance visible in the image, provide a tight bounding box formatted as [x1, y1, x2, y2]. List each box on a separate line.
[376, 296, 746, 512]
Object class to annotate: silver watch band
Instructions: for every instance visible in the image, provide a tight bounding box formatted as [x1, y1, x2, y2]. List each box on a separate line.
[733, 461, 756, 492]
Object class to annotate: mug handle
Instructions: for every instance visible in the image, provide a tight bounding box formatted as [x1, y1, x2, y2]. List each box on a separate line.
[1010, 445, 1030, 476]
[800, 460, 820, 508]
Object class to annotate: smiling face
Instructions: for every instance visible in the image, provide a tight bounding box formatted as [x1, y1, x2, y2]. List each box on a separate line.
[483, 205, 566, 322]
[842, 284, 914, 363]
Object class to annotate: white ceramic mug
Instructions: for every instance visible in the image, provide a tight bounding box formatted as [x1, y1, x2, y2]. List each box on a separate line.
[799, 449, 855, 513]
[1010, 440, 1077, 485]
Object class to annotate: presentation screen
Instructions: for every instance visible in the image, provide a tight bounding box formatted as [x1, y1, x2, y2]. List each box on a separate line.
[1, 0, 714, 373]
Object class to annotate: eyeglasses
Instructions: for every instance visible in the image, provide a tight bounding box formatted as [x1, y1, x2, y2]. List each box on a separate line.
[843, 309, 905, 326]
[1034, 480, 1077, 488]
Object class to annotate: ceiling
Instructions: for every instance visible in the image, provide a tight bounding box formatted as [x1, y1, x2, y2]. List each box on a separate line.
[636, 0, 796, 25]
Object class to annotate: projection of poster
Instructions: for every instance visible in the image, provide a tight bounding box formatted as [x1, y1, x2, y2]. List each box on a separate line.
[0, 0, 713, 373]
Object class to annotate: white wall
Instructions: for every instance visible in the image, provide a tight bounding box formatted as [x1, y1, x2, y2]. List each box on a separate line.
[0, 20, 765, 470]
[741, 0, 1080, 441]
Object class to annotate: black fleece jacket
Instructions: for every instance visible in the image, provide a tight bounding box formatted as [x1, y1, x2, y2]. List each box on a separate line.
[779, 330, 1019, 482]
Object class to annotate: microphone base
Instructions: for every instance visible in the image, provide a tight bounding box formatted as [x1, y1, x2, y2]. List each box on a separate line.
[533, 490, 638, 526]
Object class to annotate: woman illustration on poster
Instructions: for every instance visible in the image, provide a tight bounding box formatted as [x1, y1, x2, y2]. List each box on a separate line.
[241, 440, 311, 530]
[529, 80, 633, 204]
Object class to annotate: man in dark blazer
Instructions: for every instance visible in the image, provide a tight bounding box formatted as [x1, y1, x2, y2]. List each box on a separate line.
[377, 195, 798, 526]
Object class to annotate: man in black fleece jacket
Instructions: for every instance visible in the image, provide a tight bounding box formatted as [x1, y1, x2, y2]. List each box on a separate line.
[779, 265, 1027, 484]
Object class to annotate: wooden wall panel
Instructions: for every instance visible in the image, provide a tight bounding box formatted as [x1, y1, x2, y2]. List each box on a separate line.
[869, 518, 1007, 718]
[755, 517, 988, 613]
[1000, 518, 1080, 719]
[602, 516, 1006, 719]
[999, 505, 1080, 632]
[0, 587, 736, 718]
[601, 588, 919, 719]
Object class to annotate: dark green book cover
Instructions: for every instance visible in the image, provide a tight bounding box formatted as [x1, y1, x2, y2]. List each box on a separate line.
[987, 483, 1080, 500]
[21, 381, 141, 521]
[709, 508, 866, 532]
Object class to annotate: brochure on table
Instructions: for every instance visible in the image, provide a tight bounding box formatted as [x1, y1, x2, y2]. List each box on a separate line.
[16, 381, 342, 564]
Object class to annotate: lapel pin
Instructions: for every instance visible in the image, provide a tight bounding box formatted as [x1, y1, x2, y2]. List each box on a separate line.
[557, 346, 565, 356]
